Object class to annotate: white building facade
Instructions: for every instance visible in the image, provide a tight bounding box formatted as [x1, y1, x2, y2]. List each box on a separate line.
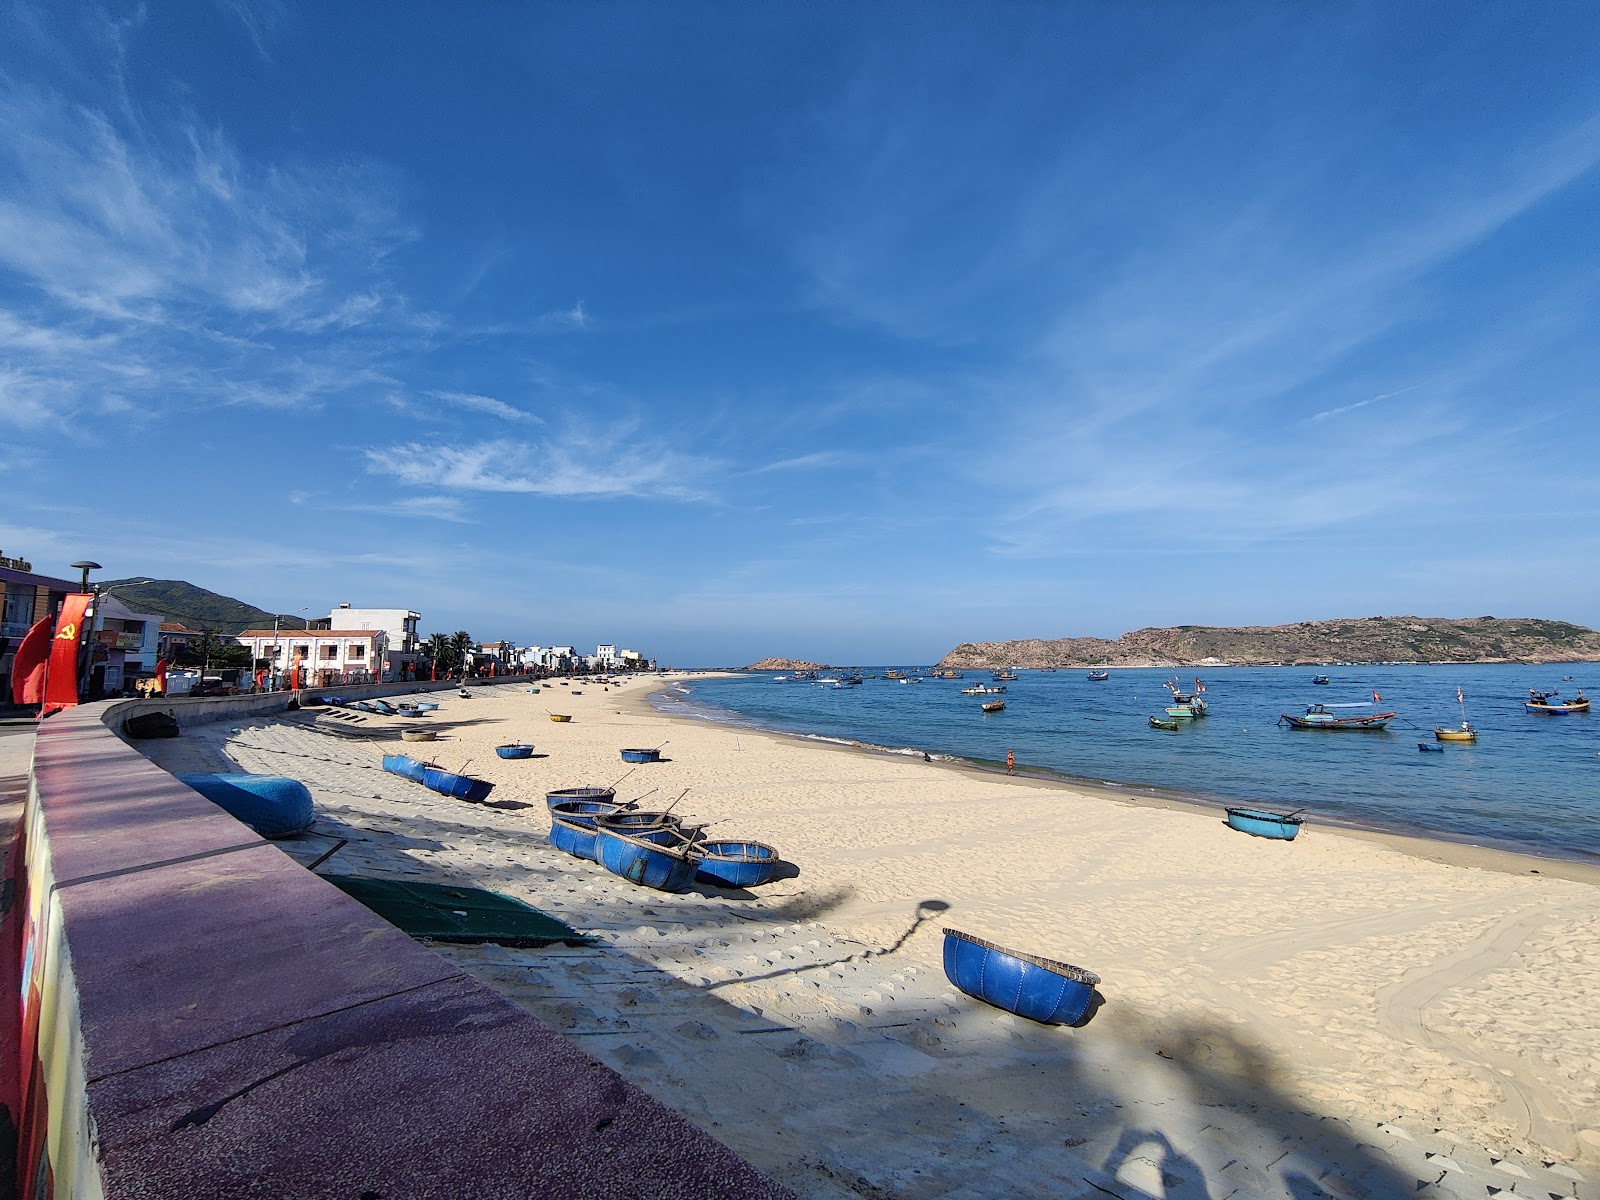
[325, 604, 421, 680]
[236, 628, 388, 688]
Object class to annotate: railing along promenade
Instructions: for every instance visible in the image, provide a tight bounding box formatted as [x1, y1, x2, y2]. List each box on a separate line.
[2, 685, 789, 1198]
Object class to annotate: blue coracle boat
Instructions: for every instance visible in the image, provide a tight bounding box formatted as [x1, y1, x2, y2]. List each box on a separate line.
[177, 773, 315, 839]
[496, 743, 536, 759]
[422, 766, 494, 803]
[546, 786, 615, 810]
[619, 747, 663, 763]
[1417, 742, 1445, 753]
[1224, 806, 1303, 839]
[548, 799, 621, 860]
[695, 840, 781, 887]
[594, 828, 700, 892]
[941, 928, 1100, 1025]
[381, 753, 428, 783]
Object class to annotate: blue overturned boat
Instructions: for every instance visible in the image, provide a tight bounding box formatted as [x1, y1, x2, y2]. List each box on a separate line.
[942, 928, 1100, 1025]
[382, 753, 428, 783]
[695, 840, 780, 887]
[1224, 806, 1303, 840]
[422, 765, 494, 804]
[178, 773, 315, 839]
[594, 827, 701, 892]
[496, 743, 536, 759]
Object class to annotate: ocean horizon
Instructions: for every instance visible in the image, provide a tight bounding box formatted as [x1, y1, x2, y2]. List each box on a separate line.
[655, 662, 1600, 864]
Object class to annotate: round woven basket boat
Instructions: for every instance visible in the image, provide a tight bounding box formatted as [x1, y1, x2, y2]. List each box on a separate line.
[400, 729, 437, 742]
[942, 927, 1100, 1025]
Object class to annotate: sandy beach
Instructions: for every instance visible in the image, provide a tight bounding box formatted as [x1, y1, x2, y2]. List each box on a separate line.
[136, 675, 1599, 1199]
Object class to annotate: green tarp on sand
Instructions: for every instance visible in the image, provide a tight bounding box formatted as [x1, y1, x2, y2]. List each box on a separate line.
[325, 875, 593, 947]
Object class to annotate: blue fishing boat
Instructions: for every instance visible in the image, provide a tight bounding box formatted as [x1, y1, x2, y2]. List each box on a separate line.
[620, 747, 664, 763]
[546, 785, 615, 810]
[594, 828, 701, 892]
[1312, 675, 1330, 685]
[547, 799, 622, 860]
[422, 766, 494, 804]
[1525, 689, 1589, 714]
[595, 810, 684, 837]
[177, 773, 315, 839]
[382, 753, 428, 783]
[496, 743, 536, 759]
[1087, 670, 1109, 682]
[1417, 742, 1445, 753]
[1224, 806, 1303, 839]
[941, 928, 1100, 1025]
[695, 840, 780, 887]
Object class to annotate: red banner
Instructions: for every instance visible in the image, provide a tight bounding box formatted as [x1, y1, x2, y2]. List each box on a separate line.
[43, 594, 93, 715]
[8, 615, 53, 705]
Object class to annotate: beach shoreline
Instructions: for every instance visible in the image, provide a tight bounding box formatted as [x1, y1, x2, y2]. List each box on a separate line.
[648, 672, 1600, 887]
[134, 673, 1600, 1196]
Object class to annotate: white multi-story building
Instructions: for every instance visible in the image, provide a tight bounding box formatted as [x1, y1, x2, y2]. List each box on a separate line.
[236, 628, 388, 688]
[89, 594, 163, 695]
[324, 604, 421, 680]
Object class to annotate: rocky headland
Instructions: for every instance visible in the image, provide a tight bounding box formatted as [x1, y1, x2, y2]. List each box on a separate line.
[936, 616, 1600, 669]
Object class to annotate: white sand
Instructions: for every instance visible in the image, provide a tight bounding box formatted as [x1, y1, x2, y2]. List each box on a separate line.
[140, 676, 1600, 1199]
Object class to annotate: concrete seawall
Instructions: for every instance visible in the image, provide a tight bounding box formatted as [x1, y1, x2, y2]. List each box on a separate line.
[5, 697, 791, 1198]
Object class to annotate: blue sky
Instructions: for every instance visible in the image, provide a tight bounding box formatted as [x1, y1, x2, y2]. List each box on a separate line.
[3, 3, 1598, 665]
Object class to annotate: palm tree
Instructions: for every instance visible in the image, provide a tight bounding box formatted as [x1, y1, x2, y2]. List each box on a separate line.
[423, 632, 454, 676]
[450, 630, 474, 678]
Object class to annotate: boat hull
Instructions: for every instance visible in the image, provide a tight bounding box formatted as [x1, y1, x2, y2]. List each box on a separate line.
[382, 753, 428, 783]
[547, 799, 622, 860]
[177, 773, 315, 839]
[545, 786, 615, 810]
[619, 748, 662, 763]
[1525, 701, 1589, 714]
[1434, 727, 1477, 742]
[695, 840, 780, 887]
[1280, 712, 1395, 730]
[549, 714, 572, 722]
[981, 700, 1005, 713]
[941, 928, 1099, 1025]
[594, 829, 699, 892]
[1224, 807, 1302, 840]
[495, 744, 536, 759]
[1417, 742, 1446, 753]
[1149, 716, 1180, 730]
[421, 767, 494, 803]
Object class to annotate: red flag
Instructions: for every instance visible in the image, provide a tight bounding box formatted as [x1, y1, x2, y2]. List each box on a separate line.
[1372, 689, 1382, 704]
[9, 615, 53, 705]
[43, 594, 94, 715]
[1195, 678, 1205, 693]
[155, 657, 169, 693]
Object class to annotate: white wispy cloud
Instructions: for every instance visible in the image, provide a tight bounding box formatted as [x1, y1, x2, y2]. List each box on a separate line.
[288, 491, 473, 523]
[1309, 386, 1417, 423]
[364, 422, 718, 500]
[432, 391, 543, 423]
[217, 0, 291, 63]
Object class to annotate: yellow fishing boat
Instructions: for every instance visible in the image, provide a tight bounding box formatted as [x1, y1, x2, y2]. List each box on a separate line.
[1434, 724, 1476, 742]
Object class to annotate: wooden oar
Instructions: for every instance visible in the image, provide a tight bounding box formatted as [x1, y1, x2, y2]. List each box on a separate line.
[607, 766, 637, 791]
[651, 739, 671, 753]
[621, 787, 658, 811]
[661, 787, 691, 817]
[1281, 807, 1306, 820]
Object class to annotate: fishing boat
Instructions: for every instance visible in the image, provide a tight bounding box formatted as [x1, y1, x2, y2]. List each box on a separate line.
[991, 669, 1020, 682]
[1224, 807, 1304, 840]
[961, 684, 1006, 695]
[421, 765, 494, 803]
[1279, 704, 1395, 731]
[695, 840, 781, 887]
[549, 713, 572, 722]
[381, 753, 429, 783]
[177, 773, 316, 838]
[1418, 742, 1446, 753]
[981, 699, 1005, 713]
[545, 785, 616, 810]
[619, 747, 664, 763]
[594, 827, 702, 892]
[1525, 689, 1589, 714]
[1312, 675, 1330, 685]
[1087, 670, 1110, 682]
[495, 743, 536, 759]
[1164, 703, 1203, 720]
[1435, 686, 1478, 741]
[400, 728, 437, 742]
[941, 928, 1100, 1025]
[1148, 715, 1181, 730]
[547, 798, 622, 860]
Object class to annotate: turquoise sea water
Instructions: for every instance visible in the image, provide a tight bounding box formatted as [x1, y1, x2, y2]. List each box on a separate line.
[654, 663, 1600, 863]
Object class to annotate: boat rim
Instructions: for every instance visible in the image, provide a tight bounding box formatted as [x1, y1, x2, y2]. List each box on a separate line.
[942, 927, 1100, 986]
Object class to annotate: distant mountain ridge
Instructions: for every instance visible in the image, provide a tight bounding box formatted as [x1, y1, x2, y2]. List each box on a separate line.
[102, 578, 286, 635]
[937, 616, 1600, 669]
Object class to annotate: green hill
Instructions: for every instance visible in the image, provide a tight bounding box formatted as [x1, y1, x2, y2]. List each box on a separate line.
[101, 578, 288, 635]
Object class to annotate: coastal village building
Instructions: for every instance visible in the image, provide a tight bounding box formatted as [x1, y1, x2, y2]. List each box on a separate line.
[88, 594, 164, 696]
[235, 628, 388, 688]
[319, 604, 422, 681]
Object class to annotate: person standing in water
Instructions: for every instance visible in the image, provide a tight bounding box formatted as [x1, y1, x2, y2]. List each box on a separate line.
[1006, 749, 1015, 774]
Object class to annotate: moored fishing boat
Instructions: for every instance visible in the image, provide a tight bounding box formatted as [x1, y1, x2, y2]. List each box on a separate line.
[941, 928, 1100, 1025]
[1525, 689, 1589, 714]
[1312, 675, 1330, 685]
[981, 699, 1005, 713]
[1279, 703, 1395, 731]
[620, 746, 664, 763]
[1148, 715, 1181, 730]
[547, 798, 622, 860]
[695, 840, 781, 887]
[1087, 670, 1109, 682]
[962, 684, 1006, 695]
[1436, 686, 1477, 741]
[1418, 742, 1446, 753]
[1224, 806, 1304, 839]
